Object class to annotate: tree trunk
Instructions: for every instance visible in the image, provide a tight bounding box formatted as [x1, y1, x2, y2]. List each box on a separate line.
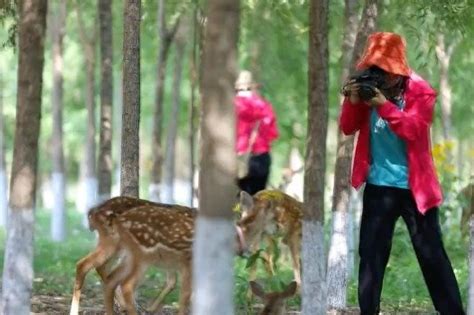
[327, 0, 379, 309]
[98, 0, 114, 202]
[303, 0, 329, 314]
[1, 1, 47, 313]
[75, 0, 98, 216]
[435, 34, 455, 141]
[149, 0, 180, 202]
[121, 0, 141, 197]
[0, 72, 8, 228]
[188, 10, 200, 207]
[161, 29, 186, 204]
[113, 73, 123, 196]
[192, 1, 239, 314]
[50, 0, 67, 242]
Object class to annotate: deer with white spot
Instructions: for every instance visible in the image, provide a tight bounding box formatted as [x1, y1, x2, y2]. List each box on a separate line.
[69, 196, 192, 315]
[102, 204, 246, 315]
[237, 190, 302, 287]
[249, 280, 298, 315]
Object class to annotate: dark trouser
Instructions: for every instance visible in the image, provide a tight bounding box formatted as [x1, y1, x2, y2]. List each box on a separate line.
[359, 184, 465, 315]
[237, 153, 271, 196]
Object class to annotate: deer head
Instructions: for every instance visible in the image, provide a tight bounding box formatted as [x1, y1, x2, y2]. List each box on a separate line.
[237, 191, 276, 251]
[250, 281, 297, 315]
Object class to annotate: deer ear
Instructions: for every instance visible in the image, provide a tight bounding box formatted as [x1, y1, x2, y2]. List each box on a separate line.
[249, 281, 265, 298]
[239, 191, 254, 216]
[281, 281, 298, 298]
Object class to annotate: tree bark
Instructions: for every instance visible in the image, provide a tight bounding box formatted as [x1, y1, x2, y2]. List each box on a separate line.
[1, 0, 47, 313]
[0, 72, 8, 228]
[50, 0, 67, 242]
[121, 0, 141, 197]
[327, 0, 379, 309]
[75, 0, 98, 215]
[435, 34, 456, 142]
[303, 0, 329, 314]
[188, 8, 200, 207]
[161, 26, 186, 204]
[149, 0, 180, 202]
[192, 1, 239, 314]
[98, 0, 114, 201]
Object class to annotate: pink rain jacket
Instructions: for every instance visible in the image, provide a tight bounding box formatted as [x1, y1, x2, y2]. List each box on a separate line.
[339, 72, 442, 214]
[235, 92, 278, 155]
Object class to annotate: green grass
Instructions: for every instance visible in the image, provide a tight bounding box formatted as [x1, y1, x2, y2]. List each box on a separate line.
[0, 205, 468, 313]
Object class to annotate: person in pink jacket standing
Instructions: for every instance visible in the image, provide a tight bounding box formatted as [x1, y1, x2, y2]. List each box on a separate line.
[340, 32, 464, 315]
[234, 70, 279, 195]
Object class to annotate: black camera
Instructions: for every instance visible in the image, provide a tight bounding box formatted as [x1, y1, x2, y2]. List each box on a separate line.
[343, 66, 387, 101]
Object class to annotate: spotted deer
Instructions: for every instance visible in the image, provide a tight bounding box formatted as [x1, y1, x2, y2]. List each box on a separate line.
[69, 196, 181, 315]
[249, 280, 298, 315]
[237, 190, 302, 287]
[103, 203, 246, 315]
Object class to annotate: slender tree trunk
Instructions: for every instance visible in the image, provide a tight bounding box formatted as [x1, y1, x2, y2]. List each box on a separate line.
[50, 0, 67, 242]
[98, 0, 114, 202]
[162, 32, 186, 204]
[149, 0, 180, 202]
[189, 8, 200, 207]
[303, 1, 329, 314]
[1, 1, 47, 313]
[121, 0, 141, 197]
[75, 0, 98, 216]
[192, 1, 239, 314]
[327, 0, 379, 309]
[112, 73, 123, 196]
[0, 72, 8, 228]
[435, 34, 455, 142]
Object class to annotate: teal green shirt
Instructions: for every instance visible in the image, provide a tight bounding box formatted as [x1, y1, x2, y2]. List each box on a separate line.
[367, 98, 409, 189]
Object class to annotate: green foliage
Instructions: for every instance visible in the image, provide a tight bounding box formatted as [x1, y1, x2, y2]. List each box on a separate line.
[0, 0, 17, 49]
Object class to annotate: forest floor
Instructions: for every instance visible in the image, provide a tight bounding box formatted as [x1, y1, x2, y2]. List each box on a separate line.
[29, 292, 438, 315]
[1, 209, 461, 315]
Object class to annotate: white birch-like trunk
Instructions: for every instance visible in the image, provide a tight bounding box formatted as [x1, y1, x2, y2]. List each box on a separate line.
[0, 169, 7, 227]
[51, 172, 66, 241]
[346, 189, 359, 278]
[302, 220, 327, 315]
[0, 74, 7, 228]
[1, 209, 35, 315]
[81, 176, 98, 227]
[148, 183, 161, 202]
[327, 210, 348, 308]
[192, 217, 235, 315]
[162, 34, 186, 204]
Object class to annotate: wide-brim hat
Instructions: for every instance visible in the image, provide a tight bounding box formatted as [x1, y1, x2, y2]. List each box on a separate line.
[235, 70, 259, 90]
[356, 32, 411, 77]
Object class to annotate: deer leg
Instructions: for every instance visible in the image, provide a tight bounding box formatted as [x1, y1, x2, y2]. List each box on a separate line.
[70, 242, 116, 315]
[147, 271, 178, 312]
[104, 257, 132, 315]
[96, 259, 127, 308]
[262, 235, 277, 276]
[177, 264, 192, 315]
[120, 262, 145, 315]
[288, 234, 301, 287]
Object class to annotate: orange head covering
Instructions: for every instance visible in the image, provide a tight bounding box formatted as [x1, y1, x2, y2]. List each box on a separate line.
[356, 32, 411, 77]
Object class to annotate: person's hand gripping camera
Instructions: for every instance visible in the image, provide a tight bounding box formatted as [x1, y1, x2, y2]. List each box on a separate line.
[342, 80, 387, 107]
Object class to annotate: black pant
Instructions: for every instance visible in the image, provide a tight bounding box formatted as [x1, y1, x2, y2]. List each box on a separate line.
[359, 184, 464, 315]
[237, 153, 271, 196]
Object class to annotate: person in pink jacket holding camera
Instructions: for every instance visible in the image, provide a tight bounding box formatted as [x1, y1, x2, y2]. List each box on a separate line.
[340, 32, 464, 315]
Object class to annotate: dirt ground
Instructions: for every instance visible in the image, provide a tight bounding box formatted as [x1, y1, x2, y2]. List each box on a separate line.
[30, 295, 438, 315]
